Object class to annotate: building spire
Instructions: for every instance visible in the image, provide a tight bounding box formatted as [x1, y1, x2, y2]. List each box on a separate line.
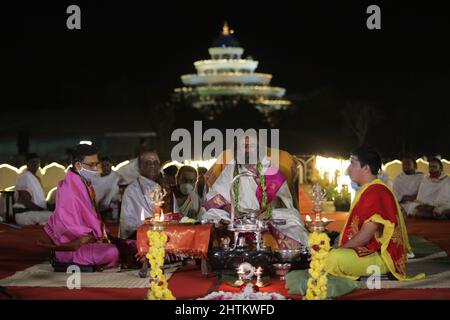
[222, 21, 234, 35]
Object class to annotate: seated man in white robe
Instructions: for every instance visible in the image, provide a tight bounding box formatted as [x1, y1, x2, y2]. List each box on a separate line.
[173, 165, 202, 220]
[393, 157, 424, 214]
[91, 157, 120, 222]
[201, 135, 309, 249]
[405, 158, 450, 218]
[13, 153, 53, 226]
[119, 150, 162, 239]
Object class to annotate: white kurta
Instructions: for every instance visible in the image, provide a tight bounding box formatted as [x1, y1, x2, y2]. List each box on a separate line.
[119, 176, 159, 239]
[404, 174, 450, 216]
[174, 190, 202, 219]
[393, 172, 424, 213]
[15, 170, 47, 209]
[393, 172, 424, 201]
[13, 170, 52, 226]
[91, 171, 120, 211]
[116, 158, 140, 186]
[431, 178, 450, 215]
[201, 158, 309, 246]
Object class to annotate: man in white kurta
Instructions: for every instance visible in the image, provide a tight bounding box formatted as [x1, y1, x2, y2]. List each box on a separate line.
[393, 158, 424, 214]
[119, 151, 161, 239]
[201, 155, 309, 249]
[13, 154, 52, 225]
[119, 174, 159, 239]
[91, 157, 121, 221]
[404, 158, 450, 217]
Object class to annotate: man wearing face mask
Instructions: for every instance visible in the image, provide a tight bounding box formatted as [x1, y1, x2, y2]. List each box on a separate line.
[407, 158, 450, 218]
[326, 146, 423, 282]
[173, 165, 202, 219]
[39, 144, 119, 270]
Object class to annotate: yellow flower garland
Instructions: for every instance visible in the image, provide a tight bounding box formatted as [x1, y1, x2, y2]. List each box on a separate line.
[304, 232, 331, 300]
[146, 230, 176, 300]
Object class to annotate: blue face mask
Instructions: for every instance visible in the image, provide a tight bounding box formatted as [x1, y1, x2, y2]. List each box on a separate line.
[78, 167, 98, 183]
[350, 181, 361, 192]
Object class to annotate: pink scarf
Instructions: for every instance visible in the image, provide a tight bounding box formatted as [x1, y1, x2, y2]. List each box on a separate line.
[44, 170, 104, 245]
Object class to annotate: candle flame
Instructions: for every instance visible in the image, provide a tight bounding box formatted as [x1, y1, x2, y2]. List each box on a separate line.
[140, 208, 145, 221]
[160, 209, 164, 222]
[306, 215, 312, 222]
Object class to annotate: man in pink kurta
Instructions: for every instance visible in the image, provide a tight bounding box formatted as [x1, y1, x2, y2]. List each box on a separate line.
[43, 144, 119, 268]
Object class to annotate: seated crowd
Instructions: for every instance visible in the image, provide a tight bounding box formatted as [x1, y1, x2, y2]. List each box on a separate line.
[3, 142, 446, 284]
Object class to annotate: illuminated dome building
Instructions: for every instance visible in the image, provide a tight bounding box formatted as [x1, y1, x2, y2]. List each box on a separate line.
[174, 22, 291, 116]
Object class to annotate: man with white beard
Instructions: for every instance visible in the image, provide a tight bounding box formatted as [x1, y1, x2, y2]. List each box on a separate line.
[200, 135, 309, 249]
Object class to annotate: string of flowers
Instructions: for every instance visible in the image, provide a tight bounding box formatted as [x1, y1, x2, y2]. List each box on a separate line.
[257, 161, 273, 220]
[233, 162, 272, 220]
[146, 230, 175, 300]
[304, 232, 331, 300]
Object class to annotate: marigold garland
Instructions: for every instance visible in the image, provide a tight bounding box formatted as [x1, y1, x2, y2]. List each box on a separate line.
[146, 230, 175, 300]
[233, 162, 272, 220]
[304, 232, 331, 300]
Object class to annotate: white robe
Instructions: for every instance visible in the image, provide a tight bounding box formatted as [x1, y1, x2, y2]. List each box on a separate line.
[116, 158, 140, 186]
[174, 190, 202, 219]
[91, 171, 120, 212]
[13, 170, 52, 226]
[119, 175, 159, 239]
[393, 172, 424, 213]
[404, 174, 450, 216]
[15, 171, 47, 209]
[201, 158, 309, 246]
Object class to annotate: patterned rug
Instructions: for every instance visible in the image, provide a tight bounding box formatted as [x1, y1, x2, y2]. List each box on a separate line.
[0, 262, 181, 288]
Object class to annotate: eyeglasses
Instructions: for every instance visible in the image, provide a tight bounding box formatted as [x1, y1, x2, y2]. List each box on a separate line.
[82, 161, 100, 170]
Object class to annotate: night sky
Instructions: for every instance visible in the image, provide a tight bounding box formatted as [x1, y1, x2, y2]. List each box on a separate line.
[3, 1, 450, 160]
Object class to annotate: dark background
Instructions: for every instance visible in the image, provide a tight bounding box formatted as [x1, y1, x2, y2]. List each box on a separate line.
[3, 1, 449, 163]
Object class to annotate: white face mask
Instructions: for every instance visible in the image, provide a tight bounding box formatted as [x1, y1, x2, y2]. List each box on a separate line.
[179, 183, 194, 196]
[78, 167, 98, 183]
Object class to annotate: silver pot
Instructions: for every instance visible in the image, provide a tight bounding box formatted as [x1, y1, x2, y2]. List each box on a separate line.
[274, 249, 303, 263]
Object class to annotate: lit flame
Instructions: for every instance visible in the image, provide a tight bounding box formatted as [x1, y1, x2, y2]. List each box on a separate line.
[160, 209, 164, 222]
[140, 208, 145, 221]
[256, 267, 263, 274]
[306, 215, 312, 222]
